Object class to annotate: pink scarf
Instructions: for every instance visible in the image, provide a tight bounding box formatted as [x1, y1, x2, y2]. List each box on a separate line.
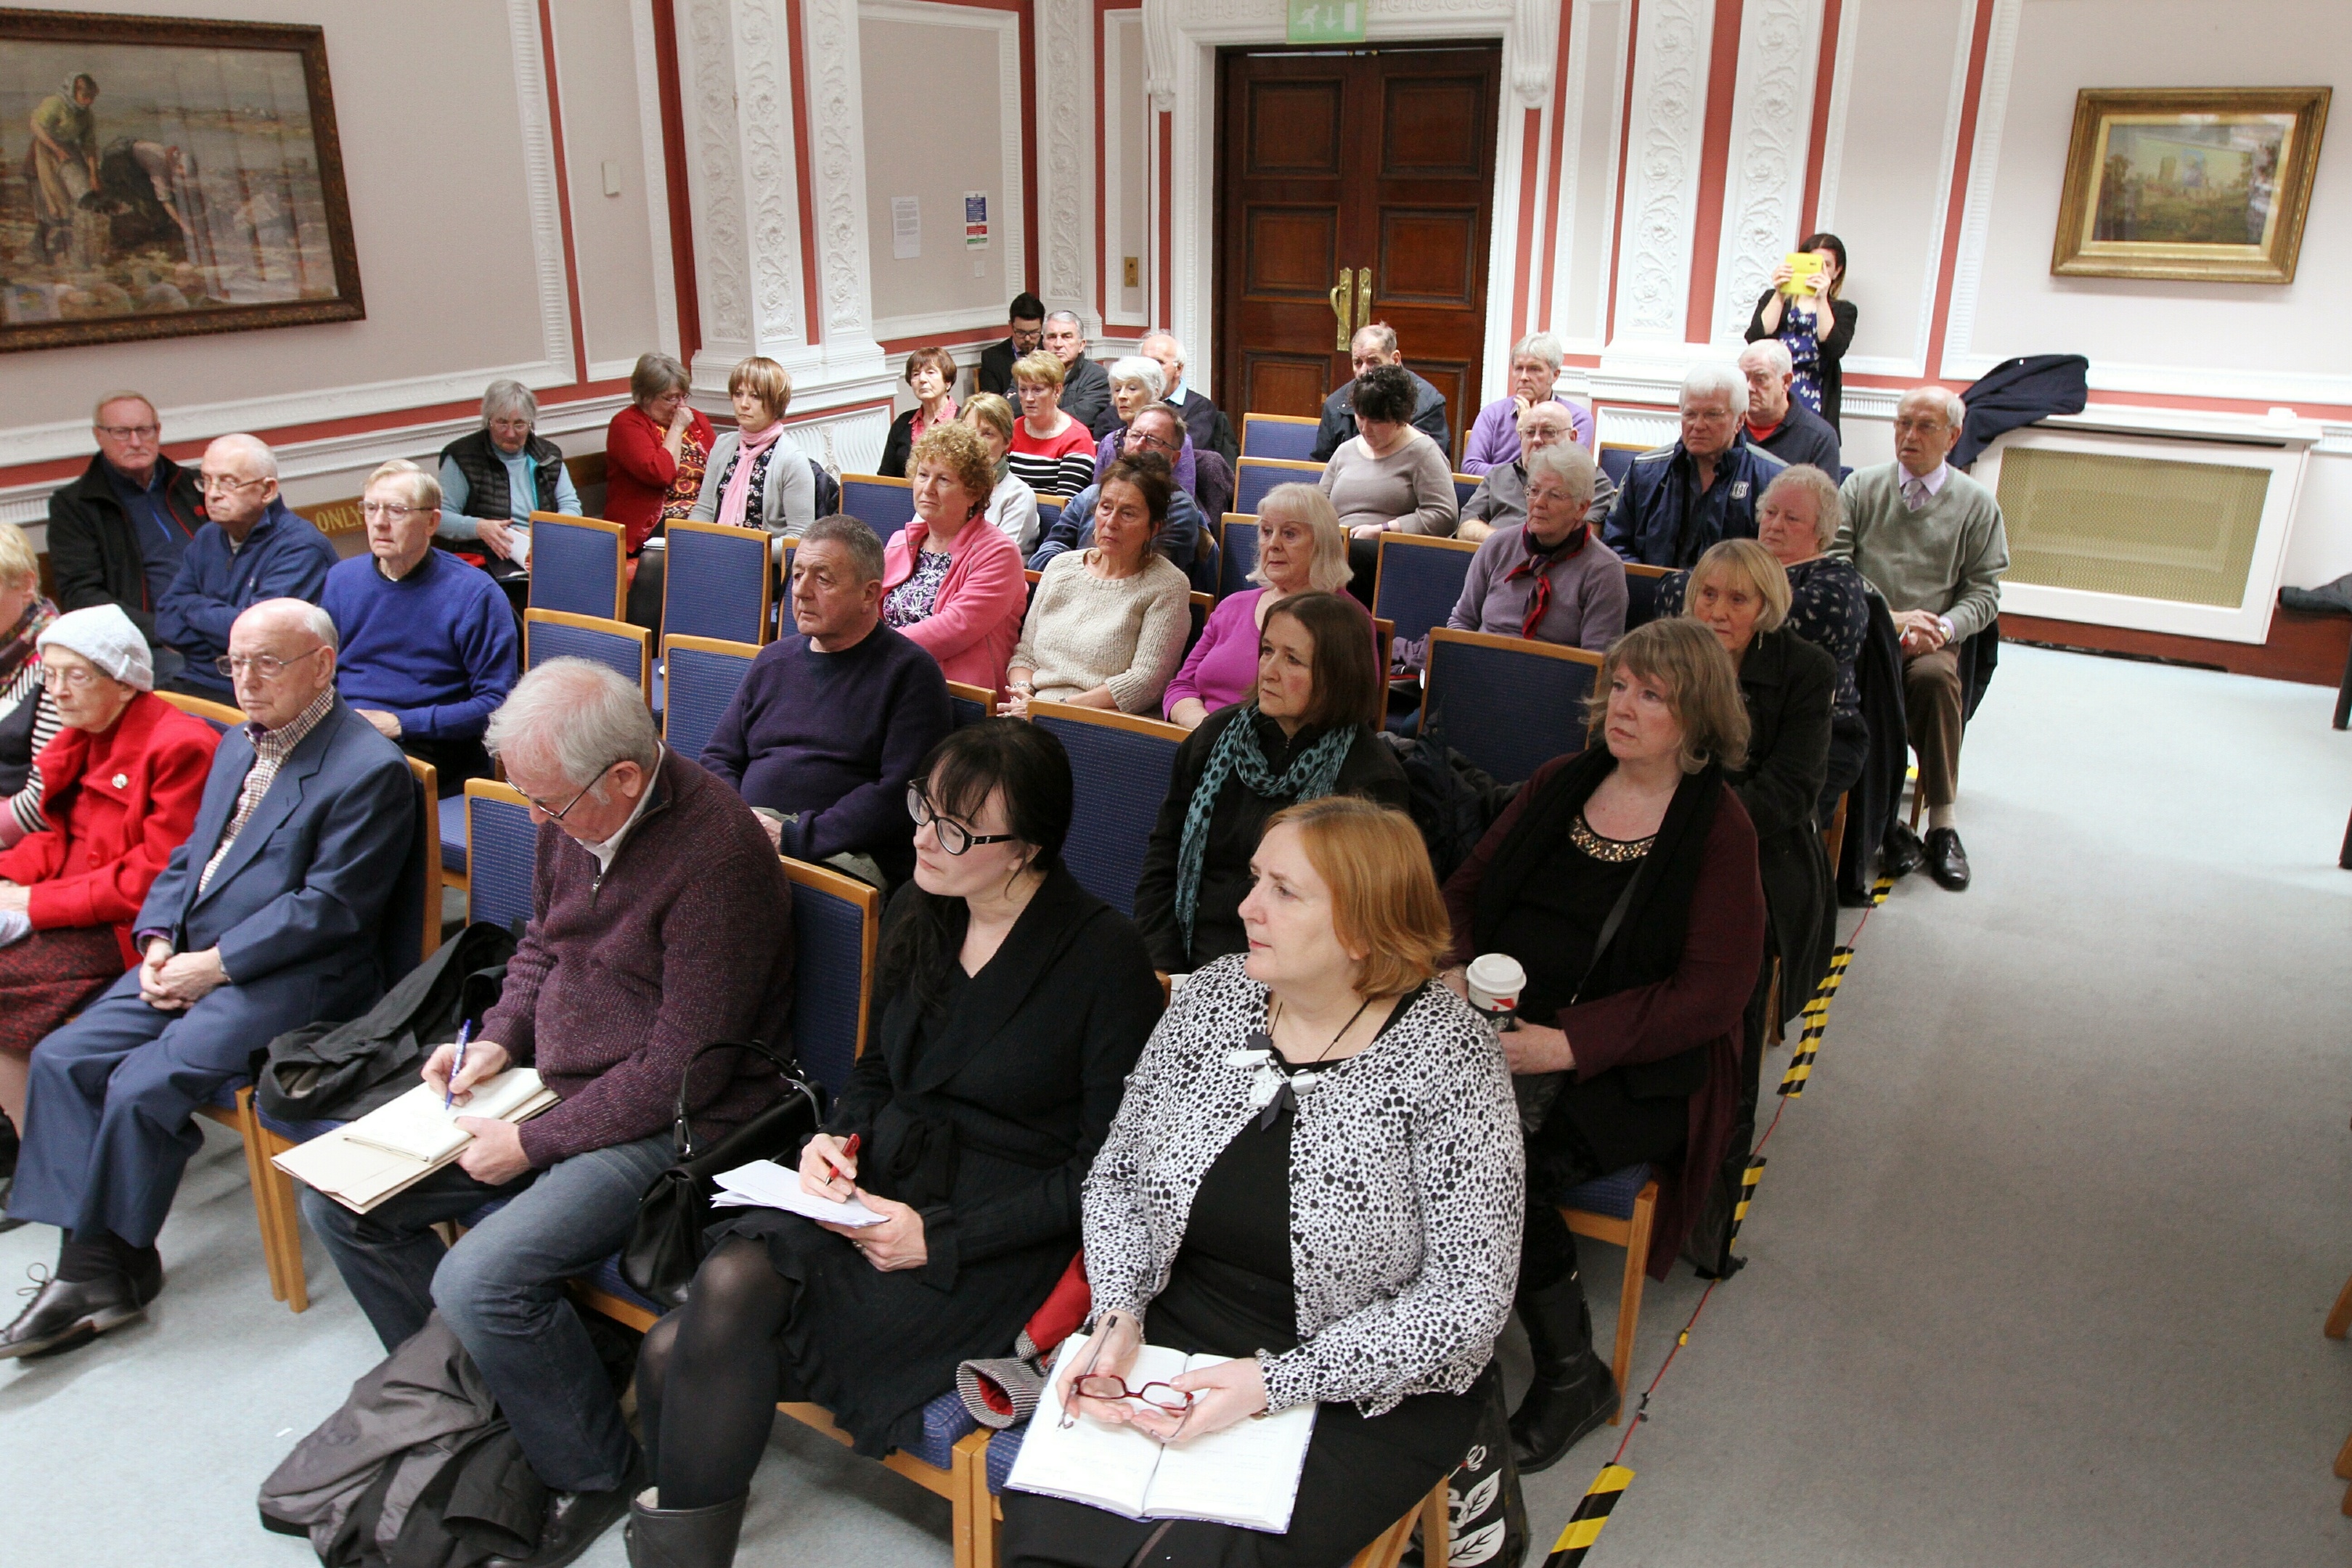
[716, 422, 788, 529]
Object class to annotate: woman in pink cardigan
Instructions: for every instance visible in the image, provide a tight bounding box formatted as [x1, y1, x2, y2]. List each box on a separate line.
[879, 423, 1030, 701]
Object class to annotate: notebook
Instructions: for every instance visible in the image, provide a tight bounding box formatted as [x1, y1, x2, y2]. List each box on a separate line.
[1005, 1332, 1318, 1533]
[705, 1159, 886, 1228]
[274, 1069, 556, 1214]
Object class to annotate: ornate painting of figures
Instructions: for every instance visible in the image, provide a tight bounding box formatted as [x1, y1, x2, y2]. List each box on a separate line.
[0, 10, 363, 351]
[2051, 86, 2329, 285]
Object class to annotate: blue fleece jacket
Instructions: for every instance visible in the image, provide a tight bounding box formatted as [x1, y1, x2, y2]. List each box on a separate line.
[154, 499, 340, 695]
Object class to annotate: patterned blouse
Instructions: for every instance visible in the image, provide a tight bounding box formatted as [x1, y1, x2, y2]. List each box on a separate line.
[882, 549, 954, 629]
[1659, 555, 1868, 725]
[661, 429, 710, 523]
[1080, 955, 1524, 1417]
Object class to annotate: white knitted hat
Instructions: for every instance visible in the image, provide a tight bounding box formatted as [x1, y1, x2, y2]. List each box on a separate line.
[38, 603, 154, 692]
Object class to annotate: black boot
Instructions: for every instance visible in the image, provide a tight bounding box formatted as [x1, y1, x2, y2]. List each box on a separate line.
[624, 1488, 746, 1568]
[1508, 1273, 1618, 1474]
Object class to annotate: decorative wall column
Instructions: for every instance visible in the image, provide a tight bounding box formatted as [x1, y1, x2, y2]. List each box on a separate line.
[1601, 0, 1715, 370]
[798, 0, 889, 388]
[1037, 0, 1099, 335]
[1708, 0, 1825, 347]
[676, 0, 806, 384]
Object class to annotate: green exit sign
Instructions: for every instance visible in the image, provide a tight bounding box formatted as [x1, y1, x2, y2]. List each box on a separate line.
[1287, 0, 1365, 44]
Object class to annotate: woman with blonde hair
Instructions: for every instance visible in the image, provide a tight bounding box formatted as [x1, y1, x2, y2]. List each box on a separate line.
[1163, 483, 1363, 728]
[961, 392, 1041, 553]
[0, 523, 61, 852]
[690, 356, 816, 539]
[881, 422, 1030, 699]
[1006, 351, 1097, 497]
[1005, 795, 1522, 1568]
[1442, 617, 1764, 1473]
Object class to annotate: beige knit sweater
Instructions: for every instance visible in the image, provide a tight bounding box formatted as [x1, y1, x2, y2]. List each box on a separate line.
[1011, 550, 1193, 713]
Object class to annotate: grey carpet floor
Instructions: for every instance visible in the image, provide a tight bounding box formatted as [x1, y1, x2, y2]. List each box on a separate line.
[3, 643, 2348, 1566]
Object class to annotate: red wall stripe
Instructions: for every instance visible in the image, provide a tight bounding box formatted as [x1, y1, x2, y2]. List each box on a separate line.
[1924, 0, 1996, 382]
[1508, 108, 1543, 337]
[1683, 0, 1744, 343]
[650, 0, 702, 362]
[1798, 0, 1843, 235]
[536, 0, 589, 384]
[786, 0, 822, 346]
[1156, 110, 1173, 328]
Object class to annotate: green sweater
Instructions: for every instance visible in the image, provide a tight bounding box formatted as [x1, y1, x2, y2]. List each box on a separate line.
[1832, 463, 2009, 642]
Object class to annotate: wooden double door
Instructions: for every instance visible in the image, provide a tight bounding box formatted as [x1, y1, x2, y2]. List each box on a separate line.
[1213, 44, 1503, 460]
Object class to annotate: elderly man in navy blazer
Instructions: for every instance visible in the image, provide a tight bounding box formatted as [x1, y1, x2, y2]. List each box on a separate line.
[1, 597, 415, 1358]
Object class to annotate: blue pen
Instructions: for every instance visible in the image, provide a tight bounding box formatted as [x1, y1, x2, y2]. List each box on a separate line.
[445, 1021, 473, 1111]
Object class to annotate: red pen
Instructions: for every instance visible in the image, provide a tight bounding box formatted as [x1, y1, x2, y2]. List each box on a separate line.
[824, 1133, 860, 1189]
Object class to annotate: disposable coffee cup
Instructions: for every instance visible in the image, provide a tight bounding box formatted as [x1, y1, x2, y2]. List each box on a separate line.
[1465, 953, 1526, 1026]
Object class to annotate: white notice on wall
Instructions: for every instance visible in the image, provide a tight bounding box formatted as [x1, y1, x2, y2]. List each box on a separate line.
[891, 197, 921, 259]
[965, 191, 990, 250]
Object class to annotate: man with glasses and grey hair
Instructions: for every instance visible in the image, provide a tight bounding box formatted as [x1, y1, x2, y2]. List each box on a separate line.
[1310, 322, 1453, 462]
[2, 597, 415, 1358]
[45, 391, 206, 654]
[1602, 363, 1787, 568]
[1834, 385, 2007, 891]
[1026, 404, 1214, 590]
[1138, 330, 1238, 467]
[154, 433, 338, 700]
[302, 656, 794, 1567]
[321, 459, 518, 795]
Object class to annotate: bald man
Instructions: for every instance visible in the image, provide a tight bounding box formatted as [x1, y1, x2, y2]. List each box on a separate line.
[155, 435, 338, 697]
[1, 600, 417, 1357]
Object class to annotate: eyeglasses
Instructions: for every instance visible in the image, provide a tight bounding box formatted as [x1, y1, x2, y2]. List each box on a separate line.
[1124, 429, 1177, 453]
[39, 664, 101, 691]
[362, 502, 432, 520]
[214, 645, 329, 682]
[523, 761, 618, 824]
[198, 473, 268, 495]
[906, 784, 1017, 855]
[95, 423, 160, 441]
[1071, 1376, 1194, 1413]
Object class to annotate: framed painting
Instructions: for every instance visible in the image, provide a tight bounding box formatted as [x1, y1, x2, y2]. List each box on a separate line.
[0, 9, 363, 351]
[2052, 86, 2329, 284]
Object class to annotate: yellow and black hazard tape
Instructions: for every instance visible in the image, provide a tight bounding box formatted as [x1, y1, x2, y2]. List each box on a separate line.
[1871, 871, 1895, 905]
[1722, 1155, 1766, 1249]
[1541, 1465, 1634, 1567]
[1777, 945, 1853, 1098]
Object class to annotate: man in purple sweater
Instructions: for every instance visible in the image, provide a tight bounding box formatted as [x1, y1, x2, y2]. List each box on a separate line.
[300, 658, 792, 1567]
[702, 515, 950, 888]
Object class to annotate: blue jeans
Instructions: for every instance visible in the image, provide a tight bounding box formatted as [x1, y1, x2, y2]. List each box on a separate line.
[300, 1133, 671, 1492]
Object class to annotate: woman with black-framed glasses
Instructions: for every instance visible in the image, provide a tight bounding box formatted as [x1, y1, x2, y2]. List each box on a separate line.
[628, 719, 1164, 1564]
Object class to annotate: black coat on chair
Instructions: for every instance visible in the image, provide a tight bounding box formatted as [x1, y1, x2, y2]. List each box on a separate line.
[1837, 592, 1910, 905]
[1728, 627, 1837, 1024]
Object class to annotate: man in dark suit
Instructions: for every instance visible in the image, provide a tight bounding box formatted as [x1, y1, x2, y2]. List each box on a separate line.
[1310, 323, 1452, 462]
[1044, 311, 1116, 437]
[0, 598, 417, 1357]
[44, 390, 206, 669]
[1737, 340, 1842, 474]
[1138, 330, 1238, 467]
[976, 292, 1048, 397]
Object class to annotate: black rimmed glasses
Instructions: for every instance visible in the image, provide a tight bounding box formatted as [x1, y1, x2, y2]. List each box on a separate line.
[906, 784, 1017, 856]
[523, 761, 618, 824]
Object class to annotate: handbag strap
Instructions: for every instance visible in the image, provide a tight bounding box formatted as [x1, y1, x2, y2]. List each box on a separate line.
[670, 1040, 820, 1160]
[1567, 865, 1644, 1008]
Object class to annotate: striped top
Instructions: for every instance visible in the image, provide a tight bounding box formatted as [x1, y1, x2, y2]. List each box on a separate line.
[1009, 415, 1096, 498]
[2, 664, 57, 836]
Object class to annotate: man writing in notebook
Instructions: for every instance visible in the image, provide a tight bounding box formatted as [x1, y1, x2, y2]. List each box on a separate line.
[300, 657, 796, 1568]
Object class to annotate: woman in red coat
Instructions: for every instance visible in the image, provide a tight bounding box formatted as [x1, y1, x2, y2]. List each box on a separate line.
[0, 605, 219, 1130]
[605, 353, 718, 624]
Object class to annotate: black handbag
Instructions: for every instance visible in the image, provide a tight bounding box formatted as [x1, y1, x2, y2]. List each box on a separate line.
[621, 1040, 825, 1309]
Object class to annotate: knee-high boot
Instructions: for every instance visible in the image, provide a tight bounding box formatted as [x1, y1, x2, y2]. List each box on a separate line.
[1508, 1270, 1618, 1474]
[625, 1490, 746, 1568]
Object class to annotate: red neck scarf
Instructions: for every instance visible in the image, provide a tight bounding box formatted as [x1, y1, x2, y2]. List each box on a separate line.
[1502, 523, 1588, 638]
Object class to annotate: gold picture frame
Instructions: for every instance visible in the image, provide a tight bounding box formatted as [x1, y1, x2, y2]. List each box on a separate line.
[2051, 86, 2329, 284]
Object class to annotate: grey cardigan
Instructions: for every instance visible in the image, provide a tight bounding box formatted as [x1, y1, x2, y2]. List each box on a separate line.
[1081, 955, 1524, 1416]
[688, 429, 817, 537]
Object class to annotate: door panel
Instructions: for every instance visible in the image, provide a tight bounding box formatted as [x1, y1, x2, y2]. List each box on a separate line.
[1216, 45, 1501, 450]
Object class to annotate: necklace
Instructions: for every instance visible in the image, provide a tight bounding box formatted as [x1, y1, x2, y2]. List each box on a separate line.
[1227, 995, 1376, 1128]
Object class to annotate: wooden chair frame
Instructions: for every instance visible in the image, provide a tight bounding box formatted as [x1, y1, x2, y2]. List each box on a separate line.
[973, 1463, 1447, 1568]
[1450, 470, 1482, 509]
[1239, 411, 1320, 460]
[523, 608, 653, 701]
[663, 518, 776, 645]
[1025, 698, 1188, 743]
[1418, 627, 1605, 730]
[153, 690, 248, 730]
[1622, 560, 1672, 582]
[659, 633, 764, 761]
[526, 511, 628, 620]
[945, 679, 995, 725]
[1562, 1177, 1662, 1424]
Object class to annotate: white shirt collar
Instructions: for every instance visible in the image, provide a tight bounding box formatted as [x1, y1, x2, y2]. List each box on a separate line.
[586, 746, 664, 873]
[1905, 461, 1951, 499]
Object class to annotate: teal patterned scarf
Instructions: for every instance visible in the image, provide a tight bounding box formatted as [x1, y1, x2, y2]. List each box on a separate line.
[1173, 706, 1355, 950]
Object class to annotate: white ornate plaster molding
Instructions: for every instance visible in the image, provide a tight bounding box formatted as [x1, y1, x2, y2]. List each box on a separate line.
[1143, 0, 1178, 112]
[801, 0, 878, 351]
[1037, 0, 1097, 331]
[1509, 0, 1557, 105]
[681, 0, 756, 353]
[1610, 0, 1711, 344]
[736, 0, 808, 346]
[1935, 0, 2021, 378]
[505, 0, 577, 377]
[1710, 0, 1822, 346]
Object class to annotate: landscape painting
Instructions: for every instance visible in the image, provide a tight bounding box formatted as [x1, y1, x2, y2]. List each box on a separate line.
[2053, 87, 2329, 284]
[0, 10, 363, 351]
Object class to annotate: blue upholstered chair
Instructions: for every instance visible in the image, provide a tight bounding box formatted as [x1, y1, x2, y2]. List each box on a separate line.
[945, 679, 994, 730]
[663, 519, 773, 645]
[661, 635, 759, 771]
[779, 855, 881, 1096]
[1598, 444, 1643, 490]
[462, 778, 538, 936]
[838, 473, 917, 542]
[1240, 412, 1321, 461]
[1371, 533, 1480, 650]
[1217, 515, 1258, 600]
[523, 608, 653, 701]
[1418, 628, 1601, 785]
[1026, 701, 1184, 916]
[526, 512, 626, 619]
[1233, 457, 1323, 518]
[1622, 560, 1673, 629]
[1451, 471, 1481, 510]
[1561, 1164, 1662, 1426]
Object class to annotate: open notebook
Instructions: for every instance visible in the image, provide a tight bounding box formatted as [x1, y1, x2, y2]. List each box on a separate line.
[273, 1069, 556, 1214]
[1005, 1332, 1317, 1533]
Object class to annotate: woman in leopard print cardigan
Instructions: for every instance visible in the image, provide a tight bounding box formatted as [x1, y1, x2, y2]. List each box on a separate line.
[1000, 797, 1523, 1568]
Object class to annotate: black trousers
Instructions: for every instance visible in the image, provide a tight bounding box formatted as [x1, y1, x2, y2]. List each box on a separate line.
[400, 734, 492, 798]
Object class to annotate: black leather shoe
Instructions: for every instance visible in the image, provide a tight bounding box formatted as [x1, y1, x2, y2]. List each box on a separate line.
[489, 1452, 646, 1568]
[1882, 822, 1927, 878]
[0, 1267, 144, 1360]
[1925, 828, 1971, 890]
[124, 1246, 163, 1307]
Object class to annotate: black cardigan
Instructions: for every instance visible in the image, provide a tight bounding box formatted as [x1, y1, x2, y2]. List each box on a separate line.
[1133, 706, 1410, 972]
[44, 453, 206, 642]
[1745, 290, 1858, 433]
[1729, 626, 1837, 1019]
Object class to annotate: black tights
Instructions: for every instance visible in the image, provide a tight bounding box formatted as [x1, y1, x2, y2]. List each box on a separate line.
[636, 1238, 798, 1509]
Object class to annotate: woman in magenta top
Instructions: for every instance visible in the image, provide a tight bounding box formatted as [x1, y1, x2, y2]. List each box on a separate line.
[603, 353, 716, 555]
[1165, 483, 1363, 727]
[881, 422, 1030, 701]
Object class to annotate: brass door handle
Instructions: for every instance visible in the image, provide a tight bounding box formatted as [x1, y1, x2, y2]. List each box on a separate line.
[1330, 268, 1356, 351]
[1355, 266, 1372, 335]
